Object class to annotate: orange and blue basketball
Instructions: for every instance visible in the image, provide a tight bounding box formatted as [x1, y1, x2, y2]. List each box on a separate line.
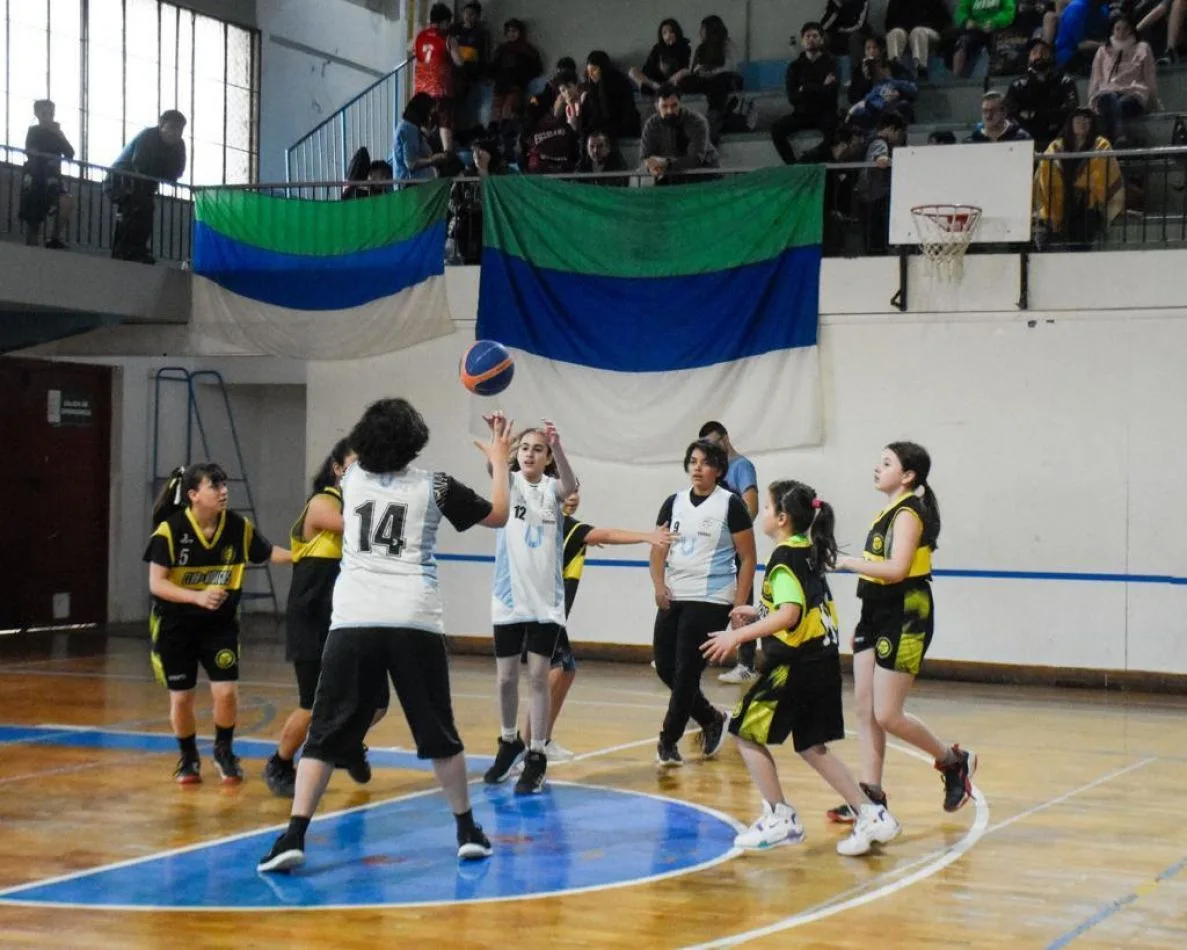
[459, 340, 514, 396]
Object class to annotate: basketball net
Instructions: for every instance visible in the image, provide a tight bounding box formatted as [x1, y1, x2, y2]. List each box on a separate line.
[910, 205, 981, 283]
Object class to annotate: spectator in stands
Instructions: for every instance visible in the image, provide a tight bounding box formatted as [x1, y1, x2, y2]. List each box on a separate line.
[855, 112, 907, 253]
[106, 110, 186, 264]
[452, 2, 491, 138]
[1054, 0, 1112, 74]
[491, 18, 543, 126]
[342, 148, 393, 199]
[394, 92, 451, 182]
[952, 0, 1017, 78]
[885, 0, 953, 79]
[821, 0, 871, 76]
[526, 57, 578, 131]
[928, 129, 958, 142]
[412, 3, 464, 153]
[1034, 107, 1124, 248]
[791, 123, 868, 252]
[524, 70, 582, 174]
[993, 0, 1052, 75]
[686, 15, 746, 142]
[639, 83, 719, 184]
[848, 36, 915, 106]
[1004, 39, 1079, 148]
[847, 39, 918, 129]
[20, 99, 74, 250]
[1089, 11, 1158, 145]
[584, 51, 642, 139]
[629, 18, 693, 93]
[575, 130, 629, 184]
[770, 22, 840, 165]
[968, 90, 1033, 140]
[1140, 0, 1183, 65]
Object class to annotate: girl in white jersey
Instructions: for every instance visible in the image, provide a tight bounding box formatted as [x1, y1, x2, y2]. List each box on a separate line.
[259, 399, 515, 873]
[483, 422, 578, 795]
[650, 438, 757, 766]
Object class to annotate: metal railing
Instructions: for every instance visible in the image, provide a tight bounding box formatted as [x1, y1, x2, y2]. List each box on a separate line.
[284, 60, 411, 186]
[0, 145, 193, 263]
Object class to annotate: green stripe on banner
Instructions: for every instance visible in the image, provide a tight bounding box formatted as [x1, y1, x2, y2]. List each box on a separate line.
[482, 164, 823, 278]
[194, 183, 451, 257]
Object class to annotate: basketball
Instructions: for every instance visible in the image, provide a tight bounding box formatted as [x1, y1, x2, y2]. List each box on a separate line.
[459, 339, 514, 396]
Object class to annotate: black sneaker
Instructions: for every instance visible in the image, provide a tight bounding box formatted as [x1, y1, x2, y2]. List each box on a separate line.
[483, 734, 526, 784]
[457, 823, 493, 860]
[827, 782, 887, 824]
[937, 746, 977, 813]
[514, 750, 547, 795]
[263, 753, 296, 798]
[213, 743, 244, 784]
[656, 738, 683, 767]
[174, 756, 201, 785]
[257, 832, 305, 873]
[700, 711, 729, 759]
[346, 744, 372, 785]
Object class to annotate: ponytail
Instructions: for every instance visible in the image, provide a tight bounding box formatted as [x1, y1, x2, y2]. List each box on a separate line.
[886, 440, 940, 549]
[919, 482, 941, 549]
[311, 437, 352, 493]
[152, 466, 188, 527]
[769, 479, 838, 571]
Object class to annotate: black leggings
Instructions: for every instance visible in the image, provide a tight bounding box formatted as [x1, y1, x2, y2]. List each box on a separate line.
[653, 601, 731, 745]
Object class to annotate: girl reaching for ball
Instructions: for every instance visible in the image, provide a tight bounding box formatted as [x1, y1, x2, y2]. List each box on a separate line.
[483, 420, 579, 794]
[701, 480, 900, 856]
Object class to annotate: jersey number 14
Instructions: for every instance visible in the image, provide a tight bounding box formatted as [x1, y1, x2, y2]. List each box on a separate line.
[355, 501, 408, 557]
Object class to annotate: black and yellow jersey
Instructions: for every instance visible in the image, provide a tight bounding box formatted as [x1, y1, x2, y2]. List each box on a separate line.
[287, 487, 344, 623]
[856, 493, 933, 599]
[759, 536, 839, 663]
[144, 508, 272, 631]
[561, 515, 595, 617]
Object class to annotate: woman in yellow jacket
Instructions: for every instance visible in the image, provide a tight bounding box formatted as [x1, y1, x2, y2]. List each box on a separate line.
[1033, 107, 1125, 250]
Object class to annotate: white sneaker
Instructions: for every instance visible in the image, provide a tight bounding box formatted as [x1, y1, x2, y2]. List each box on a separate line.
[544, 739, 575, 762]
[836, 804, 902, 856]
[734, 801, 805, 850]
[718, 664, 757, 684]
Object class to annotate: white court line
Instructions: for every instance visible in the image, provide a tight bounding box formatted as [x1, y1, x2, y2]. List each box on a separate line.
[0, 753, 149, 787]
[682, 750, 1159, 949]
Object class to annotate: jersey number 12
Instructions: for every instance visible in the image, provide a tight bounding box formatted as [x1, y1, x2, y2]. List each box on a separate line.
[355, 501, 408, 557]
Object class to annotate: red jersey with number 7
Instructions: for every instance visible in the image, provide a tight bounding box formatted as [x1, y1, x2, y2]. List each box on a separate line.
[414, 26, 455, 98]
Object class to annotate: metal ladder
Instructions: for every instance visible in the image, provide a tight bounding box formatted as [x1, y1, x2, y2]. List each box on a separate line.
[150, 367, 279, 615]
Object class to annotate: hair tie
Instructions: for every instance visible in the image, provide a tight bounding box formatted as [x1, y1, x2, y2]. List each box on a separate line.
[811, 498, 823, 509]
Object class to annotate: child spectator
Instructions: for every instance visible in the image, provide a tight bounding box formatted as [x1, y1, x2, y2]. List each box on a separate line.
[20, 99, 75, 250]
[412, 3, 464, 152]
[524, 70, 582, 174]
[629, 18, 693, 93]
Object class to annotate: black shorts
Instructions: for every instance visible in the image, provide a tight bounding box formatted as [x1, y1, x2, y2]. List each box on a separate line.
[494, 621, 562, 659]
[520, 625, 577, 672]
[853, 584, 935, 676]
[284, 601, 332, 663]
[294, 659, 322, 710]
[305, 626, 460, 765]
[729, 650, 844, 752]
[151, 622, 240, 692]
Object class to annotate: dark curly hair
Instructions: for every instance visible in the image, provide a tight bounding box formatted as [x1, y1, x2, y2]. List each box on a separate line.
[347, 398, 429, 474]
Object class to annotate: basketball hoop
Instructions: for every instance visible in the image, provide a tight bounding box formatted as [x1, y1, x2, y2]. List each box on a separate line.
[910, 204, 982, 283]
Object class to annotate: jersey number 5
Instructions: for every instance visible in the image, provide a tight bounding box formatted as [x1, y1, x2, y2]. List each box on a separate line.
[355, 501, 408, 557]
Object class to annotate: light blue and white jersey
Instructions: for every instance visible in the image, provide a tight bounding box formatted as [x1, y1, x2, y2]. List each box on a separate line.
[666, 486, 738, 605]
[491, 471, 566, 625]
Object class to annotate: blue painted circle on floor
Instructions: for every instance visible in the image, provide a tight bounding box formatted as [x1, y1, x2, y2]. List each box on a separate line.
[2, 782, 740, 909]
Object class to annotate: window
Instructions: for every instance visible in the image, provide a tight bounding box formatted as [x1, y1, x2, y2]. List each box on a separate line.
[0, 0, 259, 185]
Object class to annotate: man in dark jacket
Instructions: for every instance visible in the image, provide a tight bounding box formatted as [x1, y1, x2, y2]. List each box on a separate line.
[770, 22, 840, 164]
[1004, 39, 1079, 149]
[106, 110, 187, 263]
[967, 90, 1032, 141]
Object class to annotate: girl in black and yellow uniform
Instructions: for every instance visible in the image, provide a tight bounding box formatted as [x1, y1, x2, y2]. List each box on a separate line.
[145, 463, 291, 785]
[520, 489, 676, 761]
[703, 480, 901, 856]
[263, 440, 378, 797]
[828, 441, 976, 824]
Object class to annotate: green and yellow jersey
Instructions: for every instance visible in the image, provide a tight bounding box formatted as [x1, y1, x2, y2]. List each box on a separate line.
[144, 508, 272, 634]
[759, 535, 840, 663]
[856, 493, 933, 599]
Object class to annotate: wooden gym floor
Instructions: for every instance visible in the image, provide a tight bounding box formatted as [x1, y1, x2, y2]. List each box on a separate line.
[0, 631, 1184, 949]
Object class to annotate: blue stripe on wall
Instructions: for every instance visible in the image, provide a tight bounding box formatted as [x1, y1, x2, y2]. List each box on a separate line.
[476, 244, 820, 372]
[192, 220, 445, 310]
[434, 553, 1187, 586]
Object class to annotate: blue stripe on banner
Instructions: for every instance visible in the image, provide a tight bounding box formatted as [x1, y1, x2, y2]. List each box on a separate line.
[434, 553, 1187, 585]
[192, 220, 446, 311]
[476, 244, 820, 372]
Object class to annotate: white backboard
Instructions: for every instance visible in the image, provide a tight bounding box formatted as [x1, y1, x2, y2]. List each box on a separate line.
[889, 140, 1035, 245]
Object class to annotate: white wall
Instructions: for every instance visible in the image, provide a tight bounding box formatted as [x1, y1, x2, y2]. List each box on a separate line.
[256, 0, 406, 182]
[306, 254, 1187, 676]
